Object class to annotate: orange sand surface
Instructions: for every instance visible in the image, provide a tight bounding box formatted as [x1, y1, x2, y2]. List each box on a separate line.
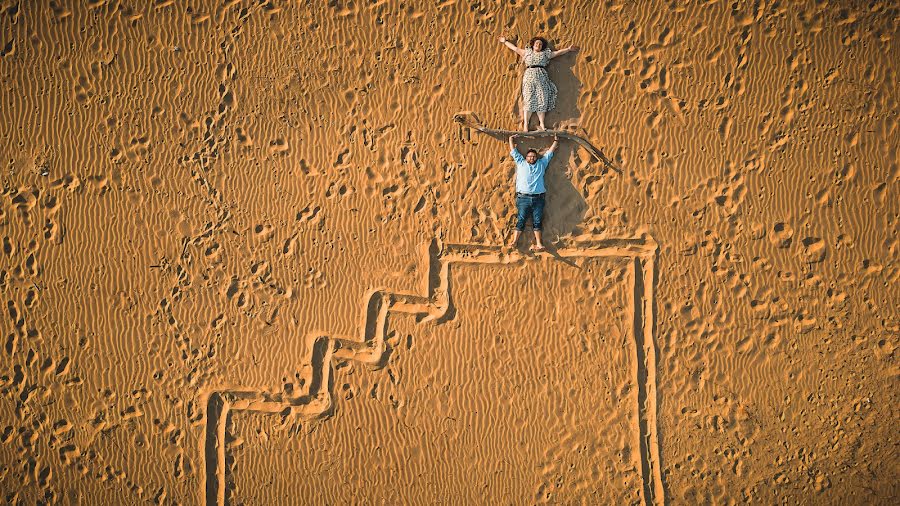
[0, 0, 897, 504]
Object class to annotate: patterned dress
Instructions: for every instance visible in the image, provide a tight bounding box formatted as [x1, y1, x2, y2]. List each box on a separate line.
[521, 48, 558, 113]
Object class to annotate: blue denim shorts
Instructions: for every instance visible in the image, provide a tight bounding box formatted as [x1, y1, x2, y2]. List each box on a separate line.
[515, 192, 545, 231]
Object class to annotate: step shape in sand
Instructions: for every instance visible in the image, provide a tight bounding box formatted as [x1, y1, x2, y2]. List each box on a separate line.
[200, 235, 663, 506]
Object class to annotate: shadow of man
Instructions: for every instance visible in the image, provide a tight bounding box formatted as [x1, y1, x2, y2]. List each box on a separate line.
[543, 141, 587, 243]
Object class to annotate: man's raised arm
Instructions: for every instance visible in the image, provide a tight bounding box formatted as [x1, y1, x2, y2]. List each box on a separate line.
[540, 136, 559, 165]
[547, 136, 559, 154]
[509, 135, 526, 163]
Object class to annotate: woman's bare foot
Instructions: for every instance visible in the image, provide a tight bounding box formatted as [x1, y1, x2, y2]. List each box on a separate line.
[537, 124, 546, 131]
[529, 244, 546, 252]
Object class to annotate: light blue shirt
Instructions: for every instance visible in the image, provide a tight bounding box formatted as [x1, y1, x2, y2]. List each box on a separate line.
[511, 149, 553, 194]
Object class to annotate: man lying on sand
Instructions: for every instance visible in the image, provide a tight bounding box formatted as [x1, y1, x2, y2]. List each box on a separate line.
[508, 134, 558, 251]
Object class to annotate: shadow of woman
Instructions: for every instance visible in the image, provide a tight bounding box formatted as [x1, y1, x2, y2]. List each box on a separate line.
[545, 48, 582, 129]
[510, 45, 582, 130]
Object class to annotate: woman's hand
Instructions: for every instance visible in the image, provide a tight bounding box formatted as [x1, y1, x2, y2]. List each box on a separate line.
[500, 37, 525, 56]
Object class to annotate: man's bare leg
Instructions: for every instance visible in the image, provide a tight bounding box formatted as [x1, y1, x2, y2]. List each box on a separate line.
[522, 110, 532, 131]
[509, 230, 522, 247]
[530, 230, 546, 251]
[537, 112, 547, 130]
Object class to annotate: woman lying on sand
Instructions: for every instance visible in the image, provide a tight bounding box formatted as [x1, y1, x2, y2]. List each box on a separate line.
[499, 35, 579, 131]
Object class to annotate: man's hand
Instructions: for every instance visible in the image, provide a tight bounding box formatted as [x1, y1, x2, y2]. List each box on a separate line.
[499, 36, 506, 43]
[509, 134, 518, 150]
[548, 135, 559, 153]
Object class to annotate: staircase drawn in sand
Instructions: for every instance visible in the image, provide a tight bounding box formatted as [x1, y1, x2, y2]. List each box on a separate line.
[201, 235, 665, 506]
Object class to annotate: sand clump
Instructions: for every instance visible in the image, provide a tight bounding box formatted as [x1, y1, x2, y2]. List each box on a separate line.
[0, 1, 897, 504]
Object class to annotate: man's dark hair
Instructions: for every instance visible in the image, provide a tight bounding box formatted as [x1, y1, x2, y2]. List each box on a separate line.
[526, 148, 539, 156]
[529, 37, 549, 50]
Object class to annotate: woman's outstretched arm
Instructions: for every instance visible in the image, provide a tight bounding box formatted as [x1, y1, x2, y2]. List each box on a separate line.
[499, 36, 525, 57]
[549, 45, 579, 59]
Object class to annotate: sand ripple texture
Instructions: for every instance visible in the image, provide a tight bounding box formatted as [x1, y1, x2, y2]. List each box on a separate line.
[230, 259, 639, 504]
[0, 0, 897, 505]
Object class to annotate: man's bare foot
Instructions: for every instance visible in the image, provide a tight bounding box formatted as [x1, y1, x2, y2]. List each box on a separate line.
[509, 230, 522, 248]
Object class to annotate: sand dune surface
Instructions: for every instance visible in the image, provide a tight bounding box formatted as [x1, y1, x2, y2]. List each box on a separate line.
[0, 0, 897, 504]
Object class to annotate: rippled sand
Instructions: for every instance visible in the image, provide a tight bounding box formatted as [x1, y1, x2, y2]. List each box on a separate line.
[0, 1, 897, 504]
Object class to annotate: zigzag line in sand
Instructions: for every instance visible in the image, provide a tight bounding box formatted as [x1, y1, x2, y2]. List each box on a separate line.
[199, 235, 665, 506]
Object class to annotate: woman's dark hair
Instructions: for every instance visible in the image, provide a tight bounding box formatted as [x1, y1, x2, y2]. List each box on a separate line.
[529, 37, 549, 50]
[526, 148, 539, 156]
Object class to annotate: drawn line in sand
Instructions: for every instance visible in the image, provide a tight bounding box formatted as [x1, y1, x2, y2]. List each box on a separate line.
[200, 236, 664, 505]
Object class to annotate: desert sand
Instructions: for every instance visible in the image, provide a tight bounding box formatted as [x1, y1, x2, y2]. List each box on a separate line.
[0, 0, 897, 504]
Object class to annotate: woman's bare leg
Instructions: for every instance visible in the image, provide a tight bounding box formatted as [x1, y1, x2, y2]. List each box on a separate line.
[523, 110, 532, 131]
[537, 111, 547, 130]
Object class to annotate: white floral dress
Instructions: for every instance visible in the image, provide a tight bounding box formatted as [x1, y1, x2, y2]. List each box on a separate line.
[521, 48, 557, 113]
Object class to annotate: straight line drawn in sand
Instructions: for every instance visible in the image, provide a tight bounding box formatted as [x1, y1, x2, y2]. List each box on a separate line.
[453, 111, 622, 173]
[200, 236, 663, 505]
